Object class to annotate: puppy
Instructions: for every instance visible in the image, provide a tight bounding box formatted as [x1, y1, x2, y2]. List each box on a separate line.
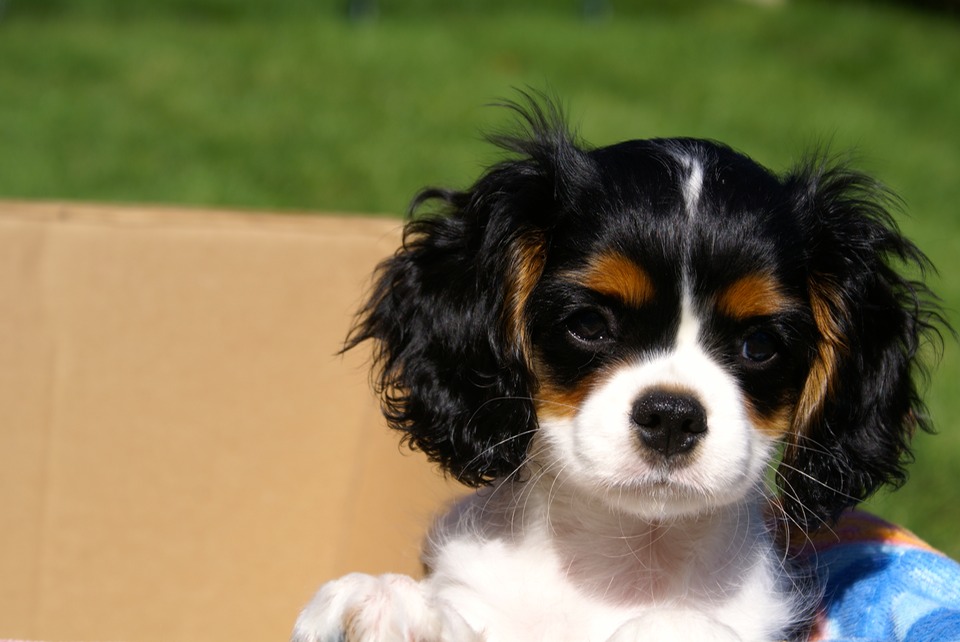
[292, 97, 941, 642]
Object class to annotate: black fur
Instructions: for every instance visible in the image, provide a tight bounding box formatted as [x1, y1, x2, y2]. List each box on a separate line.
[778, 161, 947, 529]
[346, 93, 947, 530]
[343, 200, 536, 486]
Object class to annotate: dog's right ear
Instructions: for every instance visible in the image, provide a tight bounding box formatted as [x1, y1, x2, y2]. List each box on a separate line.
[344, 194, 541, 486]
[344, 93, 597, 486]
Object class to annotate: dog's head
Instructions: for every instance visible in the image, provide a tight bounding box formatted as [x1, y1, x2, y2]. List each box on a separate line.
[348, 97, 943, 530]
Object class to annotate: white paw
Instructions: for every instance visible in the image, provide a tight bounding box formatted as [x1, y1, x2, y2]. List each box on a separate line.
[606, 610, 743, 642]
[291, 573, 482, 642]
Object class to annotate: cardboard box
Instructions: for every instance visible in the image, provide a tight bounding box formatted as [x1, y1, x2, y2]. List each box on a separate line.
[0, 202, 460, 642]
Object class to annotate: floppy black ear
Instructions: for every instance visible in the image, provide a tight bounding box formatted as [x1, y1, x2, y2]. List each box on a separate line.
[346, 95, 596, 486]
[778, 160, 946, 530]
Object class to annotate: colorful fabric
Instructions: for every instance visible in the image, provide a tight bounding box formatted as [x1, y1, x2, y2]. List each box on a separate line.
[801, 510, 960, 642]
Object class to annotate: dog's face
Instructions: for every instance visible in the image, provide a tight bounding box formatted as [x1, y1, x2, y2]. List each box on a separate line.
[349, 99, 942, 530]
[524, 146, 814, 518]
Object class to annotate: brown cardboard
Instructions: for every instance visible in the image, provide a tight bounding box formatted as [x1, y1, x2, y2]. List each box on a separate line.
[0, 202, 461, 642]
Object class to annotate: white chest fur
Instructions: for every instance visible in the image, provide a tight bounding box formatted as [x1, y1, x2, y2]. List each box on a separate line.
[292, 481, 809, 642]
[420, 484, 805, 642]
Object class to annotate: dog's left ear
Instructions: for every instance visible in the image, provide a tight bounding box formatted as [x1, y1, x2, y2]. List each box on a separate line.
[778, 160, 947, 531]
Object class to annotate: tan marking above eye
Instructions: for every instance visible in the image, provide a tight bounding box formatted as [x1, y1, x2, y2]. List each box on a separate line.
[574, 252, 655, 309]
[716, 273, 797, 320]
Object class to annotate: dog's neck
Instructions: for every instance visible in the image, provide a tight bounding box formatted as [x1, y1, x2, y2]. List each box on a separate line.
[468, 473, 778, 605]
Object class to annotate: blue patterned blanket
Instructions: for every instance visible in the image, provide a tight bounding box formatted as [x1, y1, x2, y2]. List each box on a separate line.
[799, 510, 960, 642]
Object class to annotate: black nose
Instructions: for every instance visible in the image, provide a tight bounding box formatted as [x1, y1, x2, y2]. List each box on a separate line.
[631, 390, 707, 459]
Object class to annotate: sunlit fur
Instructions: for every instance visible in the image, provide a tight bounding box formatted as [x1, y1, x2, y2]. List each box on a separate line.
[293, 95, 945, 642]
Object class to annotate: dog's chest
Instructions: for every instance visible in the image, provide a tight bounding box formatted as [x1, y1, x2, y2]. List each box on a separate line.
[423, 525, 798, 642]
[427, 536, 632, 642]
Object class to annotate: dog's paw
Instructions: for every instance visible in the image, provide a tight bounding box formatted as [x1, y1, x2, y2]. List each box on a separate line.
[291, 573, 481, 642]
[605, 610, 742, 642]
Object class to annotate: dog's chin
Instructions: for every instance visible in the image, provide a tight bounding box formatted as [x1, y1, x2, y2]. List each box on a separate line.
[592, 476, 760, 522]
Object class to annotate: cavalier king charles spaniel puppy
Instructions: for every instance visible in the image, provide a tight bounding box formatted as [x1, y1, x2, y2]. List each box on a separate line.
[293, 96, 941, 642]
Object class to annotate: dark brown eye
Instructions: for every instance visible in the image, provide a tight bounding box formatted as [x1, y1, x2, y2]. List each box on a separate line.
[741, 329, 779, 364]
[565, 309, 610, 343]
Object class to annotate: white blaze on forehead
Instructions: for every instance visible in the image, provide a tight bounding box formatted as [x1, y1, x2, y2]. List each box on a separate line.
[675, 290, 701, 351]
[681, 156, 704, 218]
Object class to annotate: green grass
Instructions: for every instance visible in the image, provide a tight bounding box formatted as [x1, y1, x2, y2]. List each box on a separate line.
[2, 0, 959, 556]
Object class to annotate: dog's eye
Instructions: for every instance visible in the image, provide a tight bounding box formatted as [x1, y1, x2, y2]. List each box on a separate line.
[741, 329, 779, 364]
[565, 309, 611, 343]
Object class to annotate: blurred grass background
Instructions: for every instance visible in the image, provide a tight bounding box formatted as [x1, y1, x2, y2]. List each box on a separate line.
[1, 0, 958, 556]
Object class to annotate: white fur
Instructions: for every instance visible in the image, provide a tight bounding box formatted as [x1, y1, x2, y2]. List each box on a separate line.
[292, 295, 808, 642]
[681, 156, 704, 217]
